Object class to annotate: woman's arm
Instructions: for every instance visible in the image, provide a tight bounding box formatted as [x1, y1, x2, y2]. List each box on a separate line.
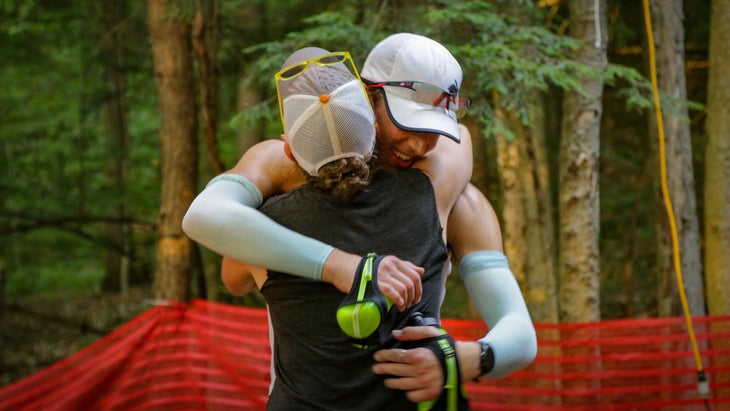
[183, 139, 422, 309]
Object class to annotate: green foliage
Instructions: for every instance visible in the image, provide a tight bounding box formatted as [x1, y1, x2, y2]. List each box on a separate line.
[236, 10, 384, 136]
[228, 99, 279, 135]
[3, 230, 106, 297]
[0, 0, 159, 297]
[598, 89, 658, 317]
[242, 12, 381, 88]
[231, 0, 660, 142]
[0, 0, 711, 322]
[417, 1, 655, 137]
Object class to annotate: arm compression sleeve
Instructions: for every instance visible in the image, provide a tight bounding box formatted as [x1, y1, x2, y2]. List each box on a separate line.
[459, 251, 538, 378]
[182, 174, 334, 281]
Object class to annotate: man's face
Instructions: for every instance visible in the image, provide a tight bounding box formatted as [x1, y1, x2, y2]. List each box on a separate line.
[372, 99, 440, 171]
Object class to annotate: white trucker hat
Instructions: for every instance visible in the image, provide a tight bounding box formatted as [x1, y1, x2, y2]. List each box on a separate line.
[361, 33, 465, 143]
[276, 47, 376, 176]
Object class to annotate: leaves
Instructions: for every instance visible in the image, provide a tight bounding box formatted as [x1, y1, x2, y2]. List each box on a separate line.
[411, 1, 660, 135]
[0, 0, 710, 317]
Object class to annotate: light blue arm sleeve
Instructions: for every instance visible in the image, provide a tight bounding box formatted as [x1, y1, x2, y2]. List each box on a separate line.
[182, 174, 334, 281]
[459, 250, 538, 378]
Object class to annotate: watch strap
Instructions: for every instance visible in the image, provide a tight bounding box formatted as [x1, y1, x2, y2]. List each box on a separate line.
[475, 341, 495, 381]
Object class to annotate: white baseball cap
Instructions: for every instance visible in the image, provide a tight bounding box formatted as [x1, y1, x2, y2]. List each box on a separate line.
[276, 48, 376, 176]
[361, 33, 465, 143]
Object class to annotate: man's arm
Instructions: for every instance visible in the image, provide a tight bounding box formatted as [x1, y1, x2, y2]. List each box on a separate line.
[447, 184, 537, 379]
[372, 184, 538, 400]
[184, 139, 423, 309]
[221, 258, 260, 296]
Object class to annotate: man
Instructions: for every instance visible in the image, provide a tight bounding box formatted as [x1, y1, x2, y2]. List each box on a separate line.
[184, 33, 536, 403]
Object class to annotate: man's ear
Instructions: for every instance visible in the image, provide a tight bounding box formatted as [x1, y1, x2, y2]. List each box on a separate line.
[283, 141, 295, 162]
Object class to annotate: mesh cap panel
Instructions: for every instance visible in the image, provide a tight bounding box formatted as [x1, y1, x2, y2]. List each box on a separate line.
[284, 79, 375, 175]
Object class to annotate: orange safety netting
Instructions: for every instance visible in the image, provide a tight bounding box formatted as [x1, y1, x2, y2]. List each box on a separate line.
[1, 299, 729, 411]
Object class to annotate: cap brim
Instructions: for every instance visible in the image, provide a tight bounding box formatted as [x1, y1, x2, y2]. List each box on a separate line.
[381, 90, 460, 143]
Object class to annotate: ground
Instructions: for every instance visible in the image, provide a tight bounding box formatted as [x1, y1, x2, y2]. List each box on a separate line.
[1, 286, 152, 387]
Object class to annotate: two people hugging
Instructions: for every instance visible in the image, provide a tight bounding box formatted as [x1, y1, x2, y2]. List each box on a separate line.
[183, 33, 537, 411]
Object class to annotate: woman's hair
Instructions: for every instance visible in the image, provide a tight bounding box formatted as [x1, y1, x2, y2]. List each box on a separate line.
[307, 156, 373, 201]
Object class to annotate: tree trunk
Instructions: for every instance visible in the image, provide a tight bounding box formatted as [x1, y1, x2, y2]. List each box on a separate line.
[705, 1, 730, 399]
[518, 94, 559, 324]
[100, 1, 131, 307]
[191, 0, 221, 300]
[704, 0, 730, 317]
[649, 0, 705, 318]
[559, 1, 606, 404]
[236, 76, 266, 155]
[493, 90, 558, 324]
[559, 0, 605, 324]
[148, 0, 198, 302]
[495, 2, 559, 325]
[193, 0, 224, 176]
[493, 93, 529, 302]
[234, 0, 269, 158]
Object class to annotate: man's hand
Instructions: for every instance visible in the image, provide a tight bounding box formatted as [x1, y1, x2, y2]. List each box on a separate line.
[371, 326, 444, 403]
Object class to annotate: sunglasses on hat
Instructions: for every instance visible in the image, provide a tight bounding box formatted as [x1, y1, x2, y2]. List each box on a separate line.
[275, 51, 355, 82]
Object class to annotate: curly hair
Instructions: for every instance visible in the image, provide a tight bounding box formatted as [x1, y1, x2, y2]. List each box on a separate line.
[307, 156, 373, 202]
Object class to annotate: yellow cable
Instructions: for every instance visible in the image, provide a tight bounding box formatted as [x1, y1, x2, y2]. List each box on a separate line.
[641, 0, 708, 396]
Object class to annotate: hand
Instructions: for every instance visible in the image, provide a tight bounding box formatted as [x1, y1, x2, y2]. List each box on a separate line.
[324, 251, 423, 311]
[371, 326, 444, 403]
[374, 255, 424, 311]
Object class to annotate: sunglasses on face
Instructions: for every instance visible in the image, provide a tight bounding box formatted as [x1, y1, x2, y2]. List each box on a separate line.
[365, 80, 471, 118]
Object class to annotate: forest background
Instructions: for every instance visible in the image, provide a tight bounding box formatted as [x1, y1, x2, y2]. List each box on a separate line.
[2, 0, 728, 386]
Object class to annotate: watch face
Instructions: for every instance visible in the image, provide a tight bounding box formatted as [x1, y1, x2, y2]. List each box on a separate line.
[479, 342, 495, 375]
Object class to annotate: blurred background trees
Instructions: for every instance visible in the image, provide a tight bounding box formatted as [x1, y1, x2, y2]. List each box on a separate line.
[1, 0, 723, 332]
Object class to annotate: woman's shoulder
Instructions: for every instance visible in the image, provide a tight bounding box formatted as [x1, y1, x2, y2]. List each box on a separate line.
[370, 168, 433, 193]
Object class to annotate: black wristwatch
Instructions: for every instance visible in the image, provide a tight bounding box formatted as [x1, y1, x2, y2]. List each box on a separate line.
[476, 341, 495, 380]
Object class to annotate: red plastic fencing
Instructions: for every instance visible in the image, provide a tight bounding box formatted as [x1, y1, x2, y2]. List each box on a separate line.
[1, 299, 729, 411]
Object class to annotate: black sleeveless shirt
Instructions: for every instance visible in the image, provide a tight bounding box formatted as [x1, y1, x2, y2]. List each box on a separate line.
[260, 168, 447, 411]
